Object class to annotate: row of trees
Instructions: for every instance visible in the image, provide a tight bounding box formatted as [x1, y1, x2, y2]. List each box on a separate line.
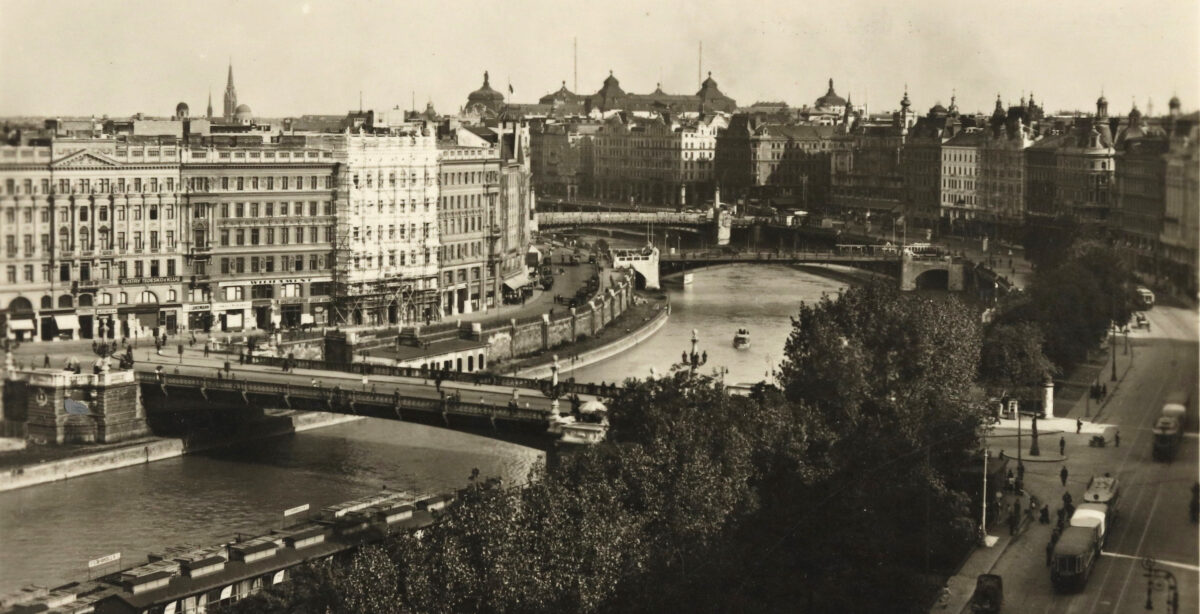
[217, 282, 994, 613]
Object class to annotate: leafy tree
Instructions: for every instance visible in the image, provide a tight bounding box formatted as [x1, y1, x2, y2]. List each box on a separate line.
[979, 321, 1057, 396]
[771, 282, 986, 610]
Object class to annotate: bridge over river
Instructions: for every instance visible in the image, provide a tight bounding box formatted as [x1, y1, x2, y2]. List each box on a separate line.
[611, 245, 965, 291]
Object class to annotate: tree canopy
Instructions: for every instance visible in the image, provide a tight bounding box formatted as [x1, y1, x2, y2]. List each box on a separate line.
[215, 283, 998, 614]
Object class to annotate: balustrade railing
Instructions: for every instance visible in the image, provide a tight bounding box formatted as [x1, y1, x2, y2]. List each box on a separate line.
[138, 371, 557, 423]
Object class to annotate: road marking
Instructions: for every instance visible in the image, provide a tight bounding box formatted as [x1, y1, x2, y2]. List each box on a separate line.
[1101, 550, 1200, 573]
[1110, 477, 1162, 612]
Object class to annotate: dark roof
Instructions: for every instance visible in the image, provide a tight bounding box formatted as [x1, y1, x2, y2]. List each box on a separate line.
[468, 72, 505, 104]
[943, 131, 985, 147]
[102, 512, 435, 610]
[815, 78, 847, 108]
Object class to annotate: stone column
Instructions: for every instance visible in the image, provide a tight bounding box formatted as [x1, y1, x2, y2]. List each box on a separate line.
[541, 313, 550, 351]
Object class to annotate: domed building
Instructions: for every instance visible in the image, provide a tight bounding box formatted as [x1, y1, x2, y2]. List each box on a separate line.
[234, 104, 253, 124]
[174, 102, 189, 120]
[465, 71, 505, 115]
[814, 78, 847, 113]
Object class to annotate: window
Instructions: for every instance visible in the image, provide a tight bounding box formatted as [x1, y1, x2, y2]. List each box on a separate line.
[118, 292, 127, 304]
[149, 260, 160, 277]
[135, 261, 144, 277]
[252, 284, 273, 299]
[236, 203, 244, 218]
[167, 260, 175, 276]
[267, 177, 274, 190]
[133, 206, 142, 221]
[4, 266, 14, 284]
[167, 290, 176, 302]
[220, 203, 229, 218]
[251, 229, 260, 245]
[165, 205, 174, 219]
[149, 205, 158, 220]
[220, 258, 230, 274]
[166, 231, 174, 249]
[265, 228, 274, 244]
[265, 203, 273, 217]
[235, 258, 245, 273]
[236, 230, 245, 246]
[280, 283, 303, 298]
[224, 286, 244, 301]
[220, 230, 230, 246]
[282, 176, 289, 190]
[236, 177, 244, 191]
[250, 203, 259, 217]
[264, 255, 274, 272]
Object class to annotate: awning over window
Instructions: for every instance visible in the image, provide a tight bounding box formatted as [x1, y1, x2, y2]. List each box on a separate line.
[8, 319, 35, 331]
[54, 314, 80, 330]
[503, 269, 531, 290]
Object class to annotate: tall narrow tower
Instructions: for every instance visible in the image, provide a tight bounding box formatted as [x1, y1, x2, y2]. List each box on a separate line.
[223, 61, 238, 120]
[206, 89, 213, 119]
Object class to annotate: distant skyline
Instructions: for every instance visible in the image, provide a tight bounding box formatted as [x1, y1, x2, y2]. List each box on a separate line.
[0, 0, 1197, 119]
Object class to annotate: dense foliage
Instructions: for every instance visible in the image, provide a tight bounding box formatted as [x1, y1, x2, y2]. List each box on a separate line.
[995, 243, 1137, 373]
[215, 283, 995, 614]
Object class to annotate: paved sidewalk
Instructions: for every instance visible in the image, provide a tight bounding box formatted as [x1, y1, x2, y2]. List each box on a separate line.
[933, 340, 1128, 614]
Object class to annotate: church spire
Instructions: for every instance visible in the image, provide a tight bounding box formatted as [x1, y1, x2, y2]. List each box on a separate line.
[206, 89, 213, 119]
[223, 60, 238, 120]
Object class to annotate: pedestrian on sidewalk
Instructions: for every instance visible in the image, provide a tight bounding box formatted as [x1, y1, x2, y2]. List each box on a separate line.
[1114, 430, 1120, 447]
[203, 342, 210, 358]
[1076, 418, 1082, 434]
[1059, 436, 1066, 456]
[42, 354, 50, 368]
[1060, 465, 1069, 486]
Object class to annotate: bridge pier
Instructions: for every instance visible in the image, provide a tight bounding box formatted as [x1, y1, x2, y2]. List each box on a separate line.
[611, 246, 660, 290]
[5, 368, 150, 444]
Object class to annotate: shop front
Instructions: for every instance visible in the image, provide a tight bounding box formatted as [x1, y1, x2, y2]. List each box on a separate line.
[185, 304, 212, 333]
[280, 302, 303, 328]
[215, 301, 251, 332]
[53, 314, 80, 341]
[94, 308, 119, 339]
[4, 297, 37, 341]
[253, 300, 273, 331]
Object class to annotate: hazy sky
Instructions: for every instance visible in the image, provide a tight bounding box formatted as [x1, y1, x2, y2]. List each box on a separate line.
[1, 0, 1197, 118]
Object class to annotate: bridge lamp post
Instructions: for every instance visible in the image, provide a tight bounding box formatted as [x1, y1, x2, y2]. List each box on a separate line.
[549, 354, 561, 415]
[683, 328, 707, 374]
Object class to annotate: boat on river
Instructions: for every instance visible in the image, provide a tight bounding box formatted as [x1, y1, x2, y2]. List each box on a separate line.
[733, 329, 751, 350]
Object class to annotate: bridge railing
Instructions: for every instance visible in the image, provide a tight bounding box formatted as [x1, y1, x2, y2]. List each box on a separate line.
[659, 248, 901, 262]
[138, 372, 550, 423]
[246, 355, 615, 398]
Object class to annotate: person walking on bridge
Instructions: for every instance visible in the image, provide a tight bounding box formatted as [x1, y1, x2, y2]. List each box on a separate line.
[1060, 465, 1069, 487]
[1059, 436, 1065, 456]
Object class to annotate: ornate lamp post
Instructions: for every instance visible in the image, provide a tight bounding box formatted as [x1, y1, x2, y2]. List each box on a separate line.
[681, 328, 707, 374]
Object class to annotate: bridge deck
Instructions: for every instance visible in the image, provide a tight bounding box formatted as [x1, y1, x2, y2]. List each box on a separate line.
[139, 371, 551, 424]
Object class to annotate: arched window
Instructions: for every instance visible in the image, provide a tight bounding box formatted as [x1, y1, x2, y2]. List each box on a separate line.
[78, 228, 90, 251]
[58, 294, 73, 309]
[167, 290, 177, 302]
[118, 292, 127, 304]
[78, 294, 93, 307]
[98, 228, 110, 249]
[100, 293, 112, 306]
[39, 296, 53, 309]
[137, 291, 158, 305]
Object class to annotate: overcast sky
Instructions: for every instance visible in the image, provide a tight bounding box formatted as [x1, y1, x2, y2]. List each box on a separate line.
[1, 0, 1196, 119]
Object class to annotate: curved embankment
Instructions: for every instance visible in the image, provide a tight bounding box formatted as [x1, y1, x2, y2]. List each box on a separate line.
[516, 304, 671, 379]
[0, 412, 360, 493]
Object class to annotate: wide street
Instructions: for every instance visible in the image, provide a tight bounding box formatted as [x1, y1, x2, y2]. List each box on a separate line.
[971, 303, 1198, 613]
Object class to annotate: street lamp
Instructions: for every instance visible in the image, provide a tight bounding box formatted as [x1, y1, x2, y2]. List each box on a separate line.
[681, 328, 707, 374]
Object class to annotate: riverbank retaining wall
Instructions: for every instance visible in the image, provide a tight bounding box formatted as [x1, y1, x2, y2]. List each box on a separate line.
[483, 271, 635, 360]
[0, 412, 360, 493]
[517, 301, 670, 380]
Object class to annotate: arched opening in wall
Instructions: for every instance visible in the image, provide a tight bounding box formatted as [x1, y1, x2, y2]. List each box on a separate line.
[78, 294, 93, 307]
[630, 269, 647, 291]
[58, 294, 74, 309]
[40, 296, 53, 310]
[913, 269, 949, 291]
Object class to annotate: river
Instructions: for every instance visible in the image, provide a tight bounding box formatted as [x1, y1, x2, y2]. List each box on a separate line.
[0, 263, 843, 595]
